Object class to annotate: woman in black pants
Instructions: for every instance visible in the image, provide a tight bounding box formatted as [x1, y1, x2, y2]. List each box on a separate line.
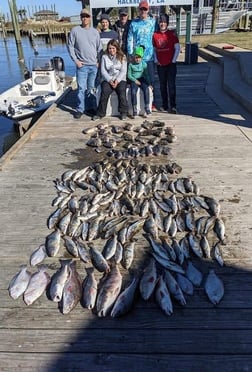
[92, 39, 128, 121]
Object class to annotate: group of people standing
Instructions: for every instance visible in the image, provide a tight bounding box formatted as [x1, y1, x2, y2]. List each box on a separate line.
[67, 1, 180, 121]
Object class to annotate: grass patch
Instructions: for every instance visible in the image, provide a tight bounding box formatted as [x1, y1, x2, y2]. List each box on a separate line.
[179, 30, 252, 49]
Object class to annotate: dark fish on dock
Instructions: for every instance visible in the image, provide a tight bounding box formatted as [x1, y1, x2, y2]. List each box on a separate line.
[45, 229, 61, 257]
[185, 261, 202, 287]
[60, 261, 82, 314]
[90, 245, 110, 273]
[214, 217, 226, 244]
[155, 276, 173, 316]
[96, 265, 122, 317]
[8, 265, 32, 300]
[139, 258, 158, 300]
[82, 267, 98, 310]
[176, 273, 194, 295]
[163, 270, 186, 306]
[111, 276, 139, 317]
[214, 242, 224, 266]
[49, 259, 71, 302]
[23, 266, 51, 306]
[47, 208, 63, 229]
[121, 240, 136, 270]
[204, 269, 224, 305]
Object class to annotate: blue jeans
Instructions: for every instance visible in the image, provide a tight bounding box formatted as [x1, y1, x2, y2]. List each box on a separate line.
[130, 78, 150, 109]
[147, 60, 156, 105]
[76, 64, 97, 113]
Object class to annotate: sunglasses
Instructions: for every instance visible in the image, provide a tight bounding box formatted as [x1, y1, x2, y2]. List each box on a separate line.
[140, 7, 148, 11]
[81, 14, 90, 18]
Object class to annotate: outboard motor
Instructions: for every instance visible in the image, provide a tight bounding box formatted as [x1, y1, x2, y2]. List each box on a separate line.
[52, 56, 65, 82]
[52, 56, 65, 72]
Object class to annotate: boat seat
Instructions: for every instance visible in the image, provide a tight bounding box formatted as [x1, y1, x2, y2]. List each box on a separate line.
[96, 85, 153, 116]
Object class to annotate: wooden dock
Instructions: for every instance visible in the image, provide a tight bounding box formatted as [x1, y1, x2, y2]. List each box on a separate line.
[1, 54, 252, 371]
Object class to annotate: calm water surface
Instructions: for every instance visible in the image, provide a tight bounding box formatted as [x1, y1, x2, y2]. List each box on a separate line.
[0, 35, 76, 157]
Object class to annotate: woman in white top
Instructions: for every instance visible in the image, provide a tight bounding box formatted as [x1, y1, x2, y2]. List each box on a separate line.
[93, 39, 128, 121]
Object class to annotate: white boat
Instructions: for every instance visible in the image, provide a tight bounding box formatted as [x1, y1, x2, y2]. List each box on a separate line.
[0, 56, 71, 120]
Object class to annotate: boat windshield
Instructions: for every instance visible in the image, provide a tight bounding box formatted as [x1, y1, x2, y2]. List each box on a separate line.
[32, 57, 54, 71]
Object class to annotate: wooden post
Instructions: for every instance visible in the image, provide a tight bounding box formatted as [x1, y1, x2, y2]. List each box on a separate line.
[46, 23, 53, 44]
[185, 9, 192, 43]
[211, 0, 219, 34]
[8, 0, 24, 61]
[0, 15, 7, 41]
[176, 7, 181, 37]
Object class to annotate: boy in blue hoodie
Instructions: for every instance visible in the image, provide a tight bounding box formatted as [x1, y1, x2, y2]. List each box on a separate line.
[127, 46, 152, 118]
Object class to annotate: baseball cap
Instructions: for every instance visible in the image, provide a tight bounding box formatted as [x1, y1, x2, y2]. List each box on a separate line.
[100, 13, 110, 21]
[139, 1, 149, 9]
[119, 8, 128, 15]
[80, 8, 91, 17]
[134, 46, 144, 58]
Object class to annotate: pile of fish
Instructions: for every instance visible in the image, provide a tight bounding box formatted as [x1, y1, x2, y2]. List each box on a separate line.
[8, 119, 226, 318]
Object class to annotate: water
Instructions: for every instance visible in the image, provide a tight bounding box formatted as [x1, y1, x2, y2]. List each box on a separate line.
[0, 35, 76, 157]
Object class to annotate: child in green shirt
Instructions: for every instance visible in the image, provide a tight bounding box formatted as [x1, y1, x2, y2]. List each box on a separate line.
[127, 46, 152, 118]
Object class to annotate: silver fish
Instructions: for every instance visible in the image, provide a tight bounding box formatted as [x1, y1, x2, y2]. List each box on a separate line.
[204, 269, 224, 305]
[49, 259, 71, 302]
[90, 245, 110, 273]
[82, 267, 98, 310]
[30, 244, 47, 266]
[200, 235, 211, 258]
[8, 265, 32, 300]
[68, 196, 79, 214]
[205, 197, 221, 217]
[111, 276, 139, 317]
[96, 265, 122, 317]
[67, 212, 81, 237]
[45, 229, 61, 257]
[47, 208, 62, 229]
[188, 233, 203, 258]
[24, 266, 51, 306]
[143, 215, 159, 240]
[76, 240, 90, 263]
[102, 234, 118, 260]
[121, 241, 135, 270]
[58, 212, 72, 235]
[214, 217, 226, 244]
[60, 261, 82, 314]
[139, 258, 158, 300]
[63, 236, 79, 258]
[155, 276, 173, 316]
[214, 242, 224, 266]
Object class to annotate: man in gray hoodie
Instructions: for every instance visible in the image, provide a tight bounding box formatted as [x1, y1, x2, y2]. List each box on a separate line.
[68, 8, 102, 118]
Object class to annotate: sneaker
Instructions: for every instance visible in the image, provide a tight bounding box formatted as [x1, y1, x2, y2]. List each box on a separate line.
[74, 111, 82, 119]
[92, 115, 101, 121]
[146, 109, 151, 115]
[120, 113, 127, 121]
[151, 104, 157, 112]
[142, 112, 147, 118]
[159, 106, 167, 112]
[171, 107, 177, 114]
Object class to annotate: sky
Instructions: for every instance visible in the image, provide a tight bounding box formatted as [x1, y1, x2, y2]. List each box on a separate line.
[0, 0, 83, 18]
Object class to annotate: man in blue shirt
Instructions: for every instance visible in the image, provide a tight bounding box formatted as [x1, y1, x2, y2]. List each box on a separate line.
[127, 1, 157, 111]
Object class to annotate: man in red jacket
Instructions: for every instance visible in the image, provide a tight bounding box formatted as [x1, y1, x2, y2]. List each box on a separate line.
[152, 14, 180, 114]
